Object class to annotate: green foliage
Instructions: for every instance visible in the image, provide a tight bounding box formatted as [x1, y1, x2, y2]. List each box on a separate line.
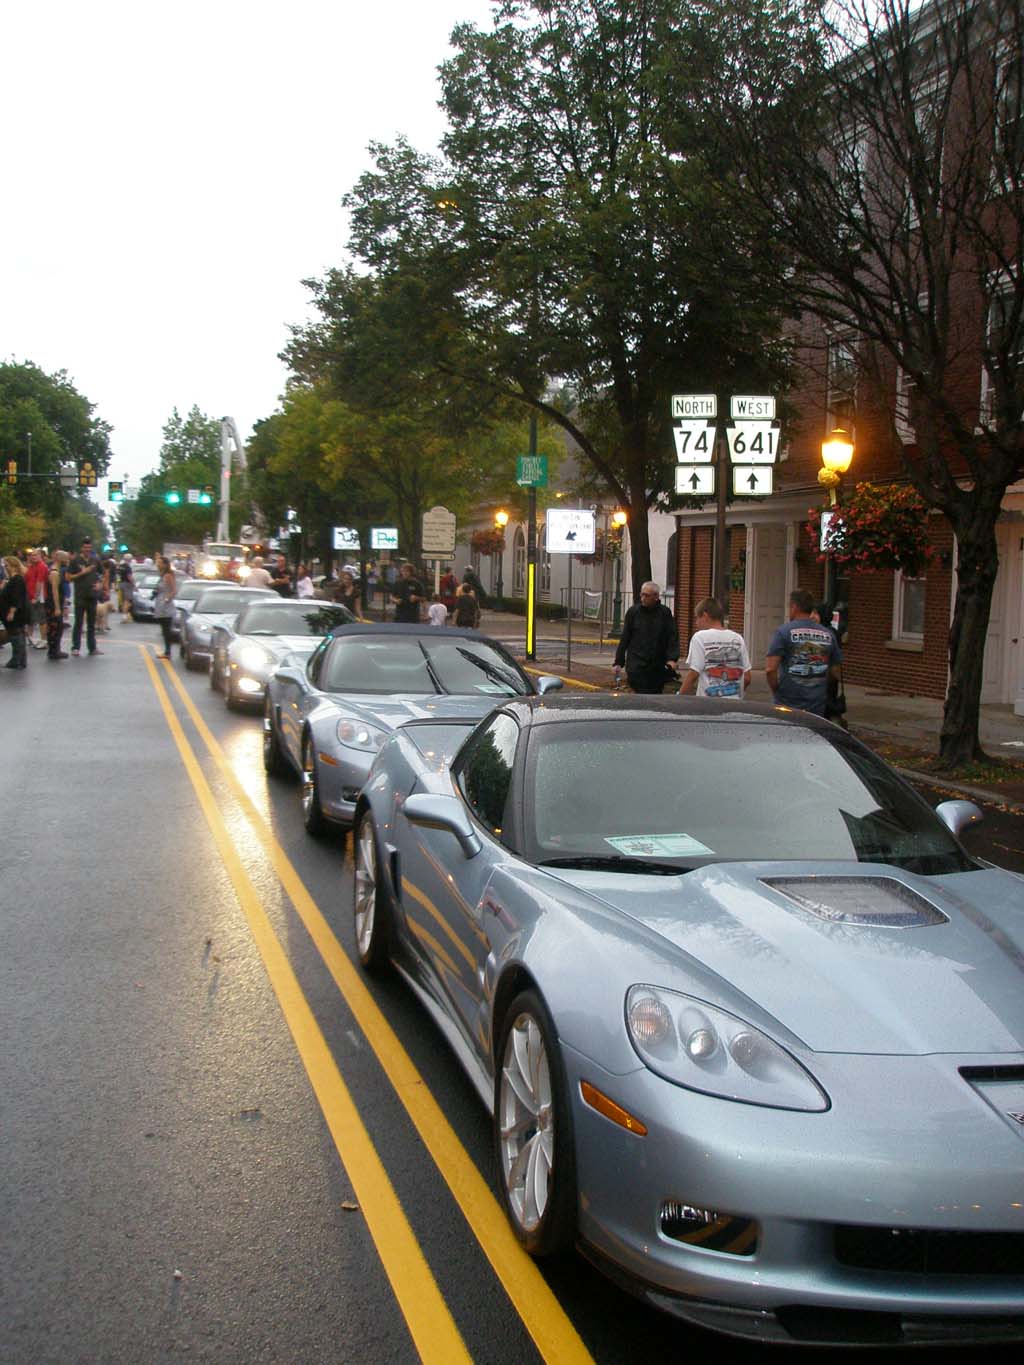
[159, 405, 221, 473]
[287, 0, 795, 588]
[113, 403, 224, 555]
[0, 360, 113, 545]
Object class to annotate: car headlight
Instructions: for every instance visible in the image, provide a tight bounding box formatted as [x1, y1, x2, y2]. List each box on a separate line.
[237, 564, 252, 581]
[625, 985, 828, 1112]
[239, 645, 272, 671]
[200, 560, 217, 576]
[336, 718, 388, 751]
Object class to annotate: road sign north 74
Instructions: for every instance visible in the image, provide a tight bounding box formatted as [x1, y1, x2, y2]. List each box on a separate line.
[672, 420, 715, 463]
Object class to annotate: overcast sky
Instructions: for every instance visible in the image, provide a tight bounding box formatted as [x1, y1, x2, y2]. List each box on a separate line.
[1, 0, 497, 492]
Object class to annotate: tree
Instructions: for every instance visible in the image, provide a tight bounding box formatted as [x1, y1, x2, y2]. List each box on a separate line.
[289, 0, 794, 595]
[0, 360, 113, 545]
[695, 0, 1024, 765]
[158, 405, 221, 472]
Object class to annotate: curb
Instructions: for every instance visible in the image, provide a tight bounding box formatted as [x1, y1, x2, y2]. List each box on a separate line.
[892, 766, 1024, 814]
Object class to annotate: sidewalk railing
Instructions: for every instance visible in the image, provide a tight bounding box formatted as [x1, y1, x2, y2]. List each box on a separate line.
[558, 585, 675, 641]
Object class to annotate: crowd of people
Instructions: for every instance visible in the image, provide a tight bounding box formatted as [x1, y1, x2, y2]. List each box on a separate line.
[0, 538, 124, 666]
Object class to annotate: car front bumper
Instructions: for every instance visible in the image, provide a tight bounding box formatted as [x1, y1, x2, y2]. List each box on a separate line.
[560, 1041, 1024, 1345]
[313, 744, 375, 827]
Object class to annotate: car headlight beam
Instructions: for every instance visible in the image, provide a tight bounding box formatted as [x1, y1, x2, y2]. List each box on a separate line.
[626, 985, 828, 1112]
[239, 645, 272, 671]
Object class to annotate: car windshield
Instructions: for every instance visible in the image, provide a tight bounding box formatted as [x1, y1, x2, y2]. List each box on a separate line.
[238, 603, 354, 636]
[136, 573, 161, 588]
[525, 718, 973, 875]
[175, 581, 211, 601]
[195, 589, 271, 614]
[205, 543, 245, 559]
[321, 635, 530, 696]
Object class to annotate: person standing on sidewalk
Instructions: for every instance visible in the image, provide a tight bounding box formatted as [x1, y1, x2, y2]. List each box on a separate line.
[391, 563, 424, 623]
[677, 598, 751, 698]
[68, 537, 103, 657]
[1, 555, 29, 669]
[152, 556, 177, 658]
[23, 549, 49, 650]
[765, 589, 841, 717]
[45, 551, 70, 659]
[612, 581, 679, 694]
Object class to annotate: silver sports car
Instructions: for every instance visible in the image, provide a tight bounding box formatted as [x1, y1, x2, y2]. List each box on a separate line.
[173, 578, 234, 645]
[352, 694, 1024, 1347]
[262, 623, 563, 836]
[181, 586, 276, 671]
[209, 599, 356, 708]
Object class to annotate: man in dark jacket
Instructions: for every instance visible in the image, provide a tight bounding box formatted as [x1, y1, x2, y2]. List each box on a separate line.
[613, 581, 679, 694]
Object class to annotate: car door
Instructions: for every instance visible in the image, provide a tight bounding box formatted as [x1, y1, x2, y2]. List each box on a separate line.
[398, 711, 521, 1057]
[276, 637, 324, 766]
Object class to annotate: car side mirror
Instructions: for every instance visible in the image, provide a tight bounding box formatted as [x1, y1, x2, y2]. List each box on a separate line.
[403, 793, 481, 859]
[934, 799, 983, 837]
[536, 675, 564, 695]
[273, 665, 305, 687]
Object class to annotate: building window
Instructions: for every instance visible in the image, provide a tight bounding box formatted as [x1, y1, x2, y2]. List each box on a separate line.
[895, 366, 921, 444]
[513, 527, 526, 596]
[905, 71, 946, 230]
[994, 54, 1022, 188]
[893, 572, 926, 641]
[827, 335, 857, 430]
[980, 273, 1022, 424]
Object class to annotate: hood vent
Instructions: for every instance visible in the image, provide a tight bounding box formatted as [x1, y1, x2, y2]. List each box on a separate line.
[761, 876, 948, 929]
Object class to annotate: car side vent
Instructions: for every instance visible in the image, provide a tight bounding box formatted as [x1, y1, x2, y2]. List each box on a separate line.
[761, 877, 948, 928]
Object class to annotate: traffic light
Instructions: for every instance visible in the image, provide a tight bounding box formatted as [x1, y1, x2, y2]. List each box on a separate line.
[165, 486, 181, 505]
[102, 542, 112, 552]
[198, 485, 214, 506]
[108, 480, 124, 503]
[118, 543, 129, 553]
[5, 458, 16, 486]
[77, 461, 98, 487]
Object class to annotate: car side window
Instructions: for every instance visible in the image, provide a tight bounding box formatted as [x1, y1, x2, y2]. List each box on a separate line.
[307, 638, 329, 686]
[457, 713, 519, 835]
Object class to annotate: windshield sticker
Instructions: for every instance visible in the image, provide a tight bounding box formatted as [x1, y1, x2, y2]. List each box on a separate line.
[606, 833, 714, 857]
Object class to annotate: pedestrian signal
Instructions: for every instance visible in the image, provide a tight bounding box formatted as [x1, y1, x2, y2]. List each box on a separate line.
[165, 486, 181, 505]
[5, 459, 16, 486]
[108, 480, 124, 502]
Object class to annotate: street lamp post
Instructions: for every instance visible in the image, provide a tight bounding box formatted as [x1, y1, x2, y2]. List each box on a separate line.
[494, 509, 509, 609]
[818, 427, 855, 613]
[610, 509, 627, 634]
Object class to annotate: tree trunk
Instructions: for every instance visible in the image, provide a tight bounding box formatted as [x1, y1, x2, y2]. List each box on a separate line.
[627, 481, 653, 599]
[939, 518, 999, 768]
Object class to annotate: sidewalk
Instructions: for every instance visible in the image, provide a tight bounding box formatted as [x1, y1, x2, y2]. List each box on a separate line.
[475, 606, 1024, 810]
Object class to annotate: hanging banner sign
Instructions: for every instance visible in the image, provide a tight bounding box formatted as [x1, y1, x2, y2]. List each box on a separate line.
[333, 526, 361, 551]
[370, 526, 399, 550]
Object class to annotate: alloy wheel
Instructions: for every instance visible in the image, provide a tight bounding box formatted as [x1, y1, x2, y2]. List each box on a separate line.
[354, 821, 377, 958]
[498, 1012, 554, 1234]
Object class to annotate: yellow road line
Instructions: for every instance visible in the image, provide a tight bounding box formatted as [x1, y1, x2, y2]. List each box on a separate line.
[140, 648, 470, 1365]
[156, 654, 593, 1365]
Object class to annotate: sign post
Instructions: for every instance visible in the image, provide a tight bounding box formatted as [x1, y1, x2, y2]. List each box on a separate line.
[421, 505, 457, 596]
[546, 508, 596, 674]
[517, 448, 549, 660]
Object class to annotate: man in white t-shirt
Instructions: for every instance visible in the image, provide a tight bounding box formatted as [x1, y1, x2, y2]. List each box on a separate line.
[246, 557, 273, 588]
[678, 597, 751, 699]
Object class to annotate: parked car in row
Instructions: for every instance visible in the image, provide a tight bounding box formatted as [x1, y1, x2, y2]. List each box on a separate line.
[181, 586, 276, 671]
[352, 692, 1024, 1347]
[262, 623, 563, 835]
[209, 599, 356, 709]
[128, 570, 164, 621]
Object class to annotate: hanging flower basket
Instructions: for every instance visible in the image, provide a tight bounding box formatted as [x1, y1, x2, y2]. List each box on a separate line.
[806, 482, 935, 576]
[575, 529, 605, 565]
[471, 528, 506, 556]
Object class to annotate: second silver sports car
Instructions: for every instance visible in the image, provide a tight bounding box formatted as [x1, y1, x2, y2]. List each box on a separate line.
[262, 623, 563, 835]
[209, 598, 356, 708]
[353, 694, 1024, 1346]
[181, 586, 276, 671]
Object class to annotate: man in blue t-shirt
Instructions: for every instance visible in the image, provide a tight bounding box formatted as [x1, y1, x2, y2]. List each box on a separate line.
[765, 589, 841, 716]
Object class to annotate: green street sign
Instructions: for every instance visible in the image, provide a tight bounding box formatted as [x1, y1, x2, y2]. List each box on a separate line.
[516, 455, 548, 488]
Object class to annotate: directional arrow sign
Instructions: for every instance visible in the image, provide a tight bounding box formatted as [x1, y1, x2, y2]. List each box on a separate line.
[672, 420, 715, 463]
[675, 465, 715, 496]
[732, 465, 774, 496]
[726, 421, 780, 464]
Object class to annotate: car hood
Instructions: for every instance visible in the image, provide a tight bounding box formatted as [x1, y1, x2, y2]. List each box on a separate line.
[326, 692, 505, 728]
[550, 862, 1024, 1055]
[236, 634, 320, 658]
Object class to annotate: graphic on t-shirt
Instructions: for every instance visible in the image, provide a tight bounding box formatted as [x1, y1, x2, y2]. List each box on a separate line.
[786, 628, 831, 680]
[701, 640, 746, 697]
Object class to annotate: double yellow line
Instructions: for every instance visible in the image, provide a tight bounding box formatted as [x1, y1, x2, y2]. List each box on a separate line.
[141, 647, 592, 1365]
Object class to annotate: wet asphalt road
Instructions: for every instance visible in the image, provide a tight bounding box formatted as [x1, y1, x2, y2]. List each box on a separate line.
[2, 627, 1022, 1363]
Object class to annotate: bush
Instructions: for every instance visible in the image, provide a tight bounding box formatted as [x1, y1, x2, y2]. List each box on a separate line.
[495, 595, 566, 620]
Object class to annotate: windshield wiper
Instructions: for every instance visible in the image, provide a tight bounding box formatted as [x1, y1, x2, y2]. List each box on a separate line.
[454, 646, 524, 693]
[538, 855, 689, 876]
[416, 642, 444, 695]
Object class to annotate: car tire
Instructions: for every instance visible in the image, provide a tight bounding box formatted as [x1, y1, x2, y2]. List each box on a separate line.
[301, 735, 328, 836]
[225, 677, 243, 711]
[353, 811, 391, 973]
[179, 640, 187, 660]
[494, 989, 577, 1258]
[262, 703, 288, 777]
[209, 653, 221, 691]
[183, 644, 196, 671]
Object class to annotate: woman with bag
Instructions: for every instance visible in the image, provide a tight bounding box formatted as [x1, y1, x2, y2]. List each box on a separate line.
[0, 556, 30, 669]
